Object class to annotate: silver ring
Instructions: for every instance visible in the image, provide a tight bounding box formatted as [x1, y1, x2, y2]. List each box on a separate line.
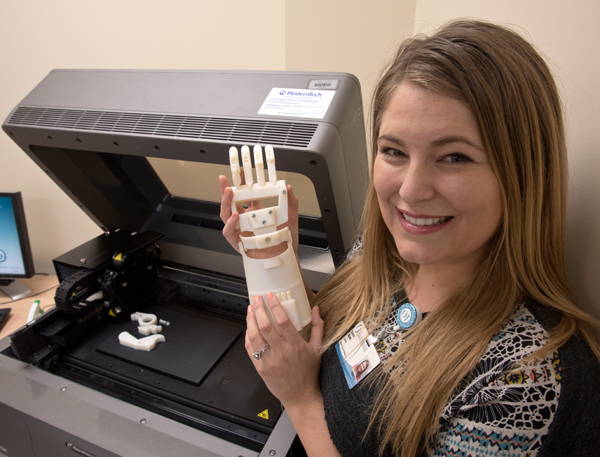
[252, 343, 269, 360]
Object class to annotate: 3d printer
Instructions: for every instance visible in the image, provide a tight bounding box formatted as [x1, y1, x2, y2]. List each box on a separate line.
[0, 69, 367, 457]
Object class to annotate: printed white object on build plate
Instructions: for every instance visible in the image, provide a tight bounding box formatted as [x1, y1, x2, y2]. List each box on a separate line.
[118, 332, 165, 351]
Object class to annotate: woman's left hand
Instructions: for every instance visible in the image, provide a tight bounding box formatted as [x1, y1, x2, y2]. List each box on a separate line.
[246, 292, 324, 410]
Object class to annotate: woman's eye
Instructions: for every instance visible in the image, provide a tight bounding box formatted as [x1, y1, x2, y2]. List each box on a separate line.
[380, 148, 405, 157]
[443, 153, 471, 163]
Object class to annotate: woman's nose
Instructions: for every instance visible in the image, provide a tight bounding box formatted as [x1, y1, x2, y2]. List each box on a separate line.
[399, 162, 436, 204]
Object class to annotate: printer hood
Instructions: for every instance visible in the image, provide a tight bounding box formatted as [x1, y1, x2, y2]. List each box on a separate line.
[3, 69, 367, 290]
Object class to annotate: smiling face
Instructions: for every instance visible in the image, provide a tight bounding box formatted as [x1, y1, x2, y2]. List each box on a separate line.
[374, 82, 502, 272]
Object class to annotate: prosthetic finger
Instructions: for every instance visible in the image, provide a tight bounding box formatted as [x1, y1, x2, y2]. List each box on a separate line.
[229, 147, 242, 187]
[265, 145, 277, 183]
[241, 145, 254, 187]
[254, 145, 266, 186]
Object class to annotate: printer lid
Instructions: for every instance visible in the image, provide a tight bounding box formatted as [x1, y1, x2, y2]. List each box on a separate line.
[3, 69, 368, 289]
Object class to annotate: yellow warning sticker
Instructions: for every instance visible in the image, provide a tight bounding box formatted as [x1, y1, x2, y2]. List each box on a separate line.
[114, 253, 122, 262]
[108, 310, 116, 317]
[257, 409, 269, 420]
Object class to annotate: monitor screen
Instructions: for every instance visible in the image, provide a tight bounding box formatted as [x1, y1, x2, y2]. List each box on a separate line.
[0, 191, 35, 300]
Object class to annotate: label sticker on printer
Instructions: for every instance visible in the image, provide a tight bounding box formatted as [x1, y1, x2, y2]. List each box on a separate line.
[308, 79, 339, 90]
[66, 442, 97, 457]
[258, 87, 335, 119]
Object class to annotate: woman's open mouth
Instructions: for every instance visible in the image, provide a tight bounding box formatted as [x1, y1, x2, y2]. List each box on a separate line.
[398, 211, 453, 234]
[401, 213, 451, 226]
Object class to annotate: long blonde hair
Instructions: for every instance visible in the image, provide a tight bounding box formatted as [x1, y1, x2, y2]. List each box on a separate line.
[315, 19, 600, 456]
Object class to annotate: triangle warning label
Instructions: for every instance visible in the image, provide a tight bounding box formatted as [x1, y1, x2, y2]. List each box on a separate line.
[257, 409, 269, 420]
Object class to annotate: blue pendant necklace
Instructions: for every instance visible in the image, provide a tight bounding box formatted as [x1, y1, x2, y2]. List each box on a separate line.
[396, 303, 423, 331]
[371, 301, 424, 343]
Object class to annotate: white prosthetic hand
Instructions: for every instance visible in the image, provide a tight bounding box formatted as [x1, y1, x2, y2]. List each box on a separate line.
[229, 145, 311, 332]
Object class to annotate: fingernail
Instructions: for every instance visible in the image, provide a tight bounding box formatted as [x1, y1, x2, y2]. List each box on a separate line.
[254, 295, 261, 303]
[248, 305, 253, 313]
[266, 291, 273, 300]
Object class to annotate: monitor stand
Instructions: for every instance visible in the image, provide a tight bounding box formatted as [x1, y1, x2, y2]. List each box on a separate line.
[0, 279, 32, 301]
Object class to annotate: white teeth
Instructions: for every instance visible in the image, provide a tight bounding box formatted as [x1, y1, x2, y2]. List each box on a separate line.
[403, 213, 448, 226]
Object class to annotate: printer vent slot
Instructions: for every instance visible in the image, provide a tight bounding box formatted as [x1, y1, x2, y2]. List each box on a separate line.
[8, 106, 318, 148]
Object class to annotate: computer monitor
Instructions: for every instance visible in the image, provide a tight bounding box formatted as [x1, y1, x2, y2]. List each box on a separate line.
[0, 191, 35, 300]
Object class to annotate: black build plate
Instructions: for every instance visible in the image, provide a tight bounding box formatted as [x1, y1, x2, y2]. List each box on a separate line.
[95, 303, 241, 385]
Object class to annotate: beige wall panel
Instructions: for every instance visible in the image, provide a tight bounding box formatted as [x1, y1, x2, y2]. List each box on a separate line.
[285, 0, 417, 132]
[0, 0, 286, 275]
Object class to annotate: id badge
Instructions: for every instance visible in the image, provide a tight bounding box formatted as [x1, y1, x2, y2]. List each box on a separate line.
[335, 321, 380, 389]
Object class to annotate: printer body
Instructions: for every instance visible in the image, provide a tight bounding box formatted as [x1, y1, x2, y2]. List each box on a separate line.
[0, 69, 367, 457]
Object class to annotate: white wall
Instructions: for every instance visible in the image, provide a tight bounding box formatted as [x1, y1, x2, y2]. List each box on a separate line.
[413, 0, 600, 319]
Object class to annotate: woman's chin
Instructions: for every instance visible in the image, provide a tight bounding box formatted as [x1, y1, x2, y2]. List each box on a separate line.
[396, 249, 434, 266]
[395, 242, 445, 267]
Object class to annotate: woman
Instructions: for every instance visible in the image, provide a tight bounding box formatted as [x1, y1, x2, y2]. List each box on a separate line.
[219, 19, 600, 456]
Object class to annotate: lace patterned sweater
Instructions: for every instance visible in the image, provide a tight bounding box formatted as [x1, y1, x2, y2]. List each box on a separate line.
[320, 298, 600, 456]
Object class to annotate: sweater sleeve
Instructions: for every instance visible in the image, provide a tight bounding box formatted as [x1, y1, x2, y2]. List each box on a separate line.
[430, 303, 600, 457]
[529, 304, 600, 456]
[430, 351, 561, 455]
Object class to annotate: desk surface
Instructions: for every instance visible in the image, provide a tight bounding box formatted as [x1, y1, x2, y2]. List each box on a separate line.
[0, 275, 59, 340]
